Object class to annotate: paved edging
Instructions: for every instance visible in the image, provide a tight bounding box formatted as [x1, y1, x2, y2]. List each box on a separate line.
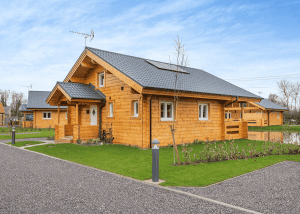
[1, 143, 262, 214]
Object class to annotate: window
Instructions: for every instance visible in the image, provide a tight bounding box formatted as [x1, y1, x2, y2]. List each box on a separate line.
[240, 103, 246, 107]
[108, 103, 113, 117]
[240, 112, 242, 118]
[199, 104, 208, 120]
[161, 102, 173, 121]
[277, 112, 280, 119]
[43, 112, 51, 119]
[133, 101, 139, 117]
[225, 112, 231, 119]
[66, 112, 68, 120]
[99, 73, 104, 87]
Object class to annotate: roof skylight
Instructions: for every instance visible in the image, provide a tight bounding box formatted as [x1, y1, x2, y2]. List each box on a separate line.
[145, 59, 189, 74]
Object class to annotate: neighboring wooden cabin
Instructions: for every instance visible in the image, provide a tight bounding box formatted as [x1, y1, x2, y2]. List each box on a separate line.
[225, 99, 287, 127]
[20, 104, 34, 128]
[27, 91, 68, 128]
[46, 47, 262, 148]
[0, 103, 5, 126]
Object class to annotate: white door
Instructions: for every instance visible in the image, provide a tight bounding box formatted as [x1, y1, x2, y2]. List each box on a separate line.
[90, 105, 97, 125]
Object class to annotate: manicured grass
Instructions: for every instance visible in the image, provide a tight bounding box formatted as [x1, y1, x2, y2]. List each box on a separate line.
[26, 139, 300, 187]
[7, 141, 46, 147]
[248, 125, 300, 132]
[0, 127, 54, 140]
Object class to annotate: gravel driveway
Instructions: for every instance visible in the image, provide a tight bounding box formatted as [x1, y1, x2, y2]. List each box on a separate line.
[172, 161, 300, 214]
[0, 143, 251, 214]
[0, 142, 298, 213]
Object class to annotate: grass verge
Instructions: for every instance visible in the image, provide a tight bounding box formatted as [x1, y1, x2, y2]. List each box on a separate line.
[248, 125, 300, 132]
[26, 139, 300, 187]
[7, 141, 46, 147]
[0, 129, 54, 140]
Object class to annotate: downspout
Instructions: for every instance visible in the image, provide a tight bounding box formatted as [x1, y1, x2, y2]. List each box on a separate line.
[149, 98, 152, 148]
[98, 100, 106, 139]
[225, 96, 239, 107]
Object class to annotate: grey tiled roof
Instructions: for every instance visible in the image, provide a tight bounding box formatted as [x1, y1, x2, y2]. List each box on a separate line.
[58, 82, 106, 100]
[255, 99, 288, 110]
[19, 104, 32, 112]
[27, 91, 67, 109]
[86, 47, 262, 99]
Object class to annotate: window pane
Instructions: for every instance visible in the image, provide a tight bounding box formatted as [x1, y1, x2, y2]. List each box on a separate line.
[202, 105, 207, 118]
[48, 113, 51, 118]
[161, 103, 164, 118]
[199, 105, 202, 118]
[167, 103, 172, 118]
[225, 113, 227, 119]
[110, 103, 113, 116]
[43, 113, 46, 118]
[135, 102, 138, 114]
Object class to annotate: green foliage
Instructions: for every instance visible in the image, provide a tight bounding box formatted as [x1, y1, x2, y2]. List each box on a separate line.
[249, 125, 300, 132]
[0, 127, 54, 140]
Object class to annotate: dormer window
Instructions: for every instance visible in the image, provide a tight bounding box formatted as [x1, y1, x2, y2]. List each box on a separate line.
[99, 73, 104, 87]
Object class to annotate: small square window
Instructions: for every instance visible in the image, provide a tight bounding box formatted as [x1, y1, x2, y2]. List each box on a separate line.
[225, 112, 231, 119]
[199, 104, 208, 120]
[240, 103, 246, 107]
[99, 73, 104, 87]
[43, 112, 51, 119]
[161, 102, 173, 121]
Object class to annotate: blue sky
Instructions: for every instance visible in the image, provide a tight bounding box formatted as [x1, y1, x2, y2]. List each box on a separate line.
[1, 0, 300, 103]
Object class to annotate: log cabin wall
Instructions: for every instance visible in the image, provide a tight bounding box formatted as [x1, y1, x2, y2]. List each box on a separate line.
[33, 110, 68, 128]
[269, 111, 283, 125]
[149, 97, 225, 147]
[69, 64, 144, 146]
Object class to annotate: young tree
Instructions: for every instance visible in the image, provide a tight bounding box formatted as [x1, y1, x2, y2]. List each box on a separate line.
[291, 82, 300, 111]
[11, 91, 26, 117]
[0, 90, 11, 107]
[169, 36, 189, 165]
[277, 80, 293, 110]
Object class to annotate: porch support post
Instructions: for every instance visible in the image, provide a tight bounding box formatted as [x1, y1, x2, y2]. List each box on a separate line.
[58, 105, 60, 125]
[76, 104, 79, 125]
[241, 105, 244, 121]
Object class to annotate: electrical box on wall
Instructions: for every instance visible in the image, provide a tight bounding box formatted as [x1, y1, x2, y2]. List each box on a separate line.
[86, 110, 90, 114]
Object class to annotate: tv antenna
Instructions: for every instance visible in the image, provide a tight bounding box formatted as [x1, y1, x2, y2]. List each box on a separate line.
[258, 91, 263, 96]
[70, 29, 94, 46]
[23, 84, 32, 93]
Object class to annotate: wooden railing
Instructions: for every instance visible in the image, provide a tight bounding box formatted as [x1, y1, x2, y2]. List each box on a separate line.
[225, 121, 248, 140]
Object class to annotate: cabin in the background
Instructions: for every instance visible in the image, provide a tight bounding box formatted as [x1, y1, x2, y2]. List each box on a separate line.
[27, 91, 68, 128]
[46, 47, 262, 148]
[225, 99, 287, 127]
[20, 104, 34, 128]
[0, 103, 5, 126]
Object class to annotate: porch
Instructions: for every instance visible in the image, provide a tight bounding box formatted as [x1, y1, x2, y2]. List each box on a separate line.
[47, 82, 106, 144]
[225, 120, 248, 140]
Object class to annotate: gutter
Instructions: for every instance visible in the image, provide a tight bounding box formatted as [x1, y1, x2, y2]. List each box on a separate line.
[225, 96, 239, 107]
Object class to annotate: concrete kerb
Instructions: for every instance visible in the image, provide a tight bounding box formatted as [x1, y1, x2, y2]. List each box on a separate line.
[0, 143, 262, 214]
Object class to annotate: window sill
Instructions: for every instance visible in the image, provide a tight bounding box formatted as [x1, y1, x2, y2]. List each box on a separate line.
[107, 116, 113, 118]
[43, 118, 52, 120]
[161, 118, 174, 122]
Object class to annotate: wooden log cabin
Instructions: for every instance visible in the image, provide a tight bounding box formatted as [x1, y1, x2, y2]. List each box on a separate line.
[46, 47, 263, 148]
[225, 99, 287, 127]
[20, 104, 34, 128]
[27, 91, 68, 128]
[0, 103, 5, 126]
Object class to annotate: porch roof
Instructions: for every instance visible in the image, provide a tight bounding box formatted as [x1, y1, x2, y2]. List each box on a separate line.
[57, 82, 106, 100]
[254, 99, 288, 111]
[19, 104, 33, 112]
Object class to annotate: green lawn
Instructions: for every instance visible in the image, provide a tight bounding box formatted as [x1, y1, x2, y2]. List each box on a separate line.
[26, 139, 300, 187]
[7, 141, 46, 147]
[248, 125, 300, 132]
[0, 127, 54, 140]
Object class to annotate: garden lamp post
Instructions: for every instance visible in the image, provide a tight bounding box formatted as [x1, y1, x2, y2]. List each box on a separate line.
[12, 126, 15, 145]
[152, 139, 160, 182]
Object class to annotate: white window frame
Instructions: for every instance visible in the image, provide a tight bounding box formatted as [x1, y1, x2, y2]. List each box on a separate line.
[161, 101, 174, 121]
[199, 103, 208, 121]
[99, 73, 104, 87]
[133, 101, 139, 117]
[225, 112, 231, 119]
[277, 112, 280, 119]
[108, 103, 113, 117]
[43, 112, 52, 119]
[66, 112, 68, 120]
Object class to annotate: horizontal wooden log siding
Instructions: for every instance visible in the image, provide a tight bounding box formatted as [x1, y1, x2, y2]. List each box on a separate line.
[33, 110, 68, 128]
[55, 125, 65, 141]
[149, 97, 225, 147]
[23, 121, 33, 128]
[225, 121, 248, 140]
[78, 125, 99, 142]
[269, 111, 283, 126]
[65, 125, 73, 136]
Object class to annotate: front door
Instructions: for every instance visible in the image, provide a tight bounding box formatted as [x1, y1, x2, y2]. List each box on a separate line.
[90, 105, 97, 125]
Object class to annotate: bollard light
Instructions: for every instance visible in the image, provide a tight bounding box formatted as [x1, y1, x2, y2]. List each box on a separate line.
[12, 126, 15, 145]
[152, 139, 159, 182]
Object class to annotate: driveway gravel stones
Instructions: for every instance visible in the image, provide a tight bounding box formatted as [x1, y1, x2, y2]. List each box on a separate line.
[172, 161, 300, 214]
[0, 144, 249, 214]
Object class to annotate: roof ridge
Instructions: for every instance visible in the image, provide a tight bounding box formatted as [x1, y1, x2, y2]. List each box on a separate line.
[86, 46, 206, 72]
